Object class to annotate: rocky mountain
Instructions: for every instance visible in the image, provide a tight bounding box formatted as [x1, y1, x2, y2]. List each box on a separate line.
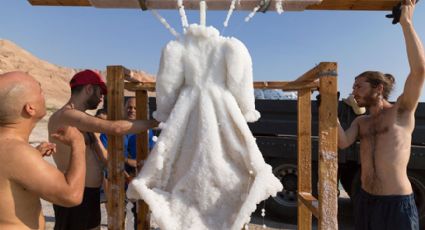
[0, 39, 155, 109]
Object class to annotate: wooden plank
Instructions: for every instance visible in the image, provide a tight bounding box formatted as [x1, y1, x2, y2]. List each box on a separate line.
[308, 0, 399, 10]
[135, 90, 151, 230]
[106, 65, 126, 230]
[124, 81, 318, 92]
[28, 0, 91, 6]
[298, 192, 320, 219]
[297, 88, 312, 230]
[254, 81, 318, 91]
[317, 65, 338, 230]
[28, 0, 400, 11]
[125, 82, 156, 92]
[293, 62, 336, 85]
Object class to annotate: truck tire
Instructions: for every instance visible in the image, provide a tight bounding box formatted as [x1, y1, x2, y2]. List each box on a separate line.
[350, 170, 425, 229]
[266, 162, 298, 223]
[265, 160, 318, 223]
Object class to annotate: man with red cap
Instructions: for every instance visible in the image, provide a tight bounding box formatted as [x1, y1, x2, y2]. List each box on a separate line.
[49, 69, 158, 230]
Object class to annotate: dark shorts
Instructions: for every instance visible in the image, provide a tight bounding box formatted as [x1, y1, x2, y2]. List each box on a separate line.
[53, 187, 101, 230]
[354, 188, 419, 230]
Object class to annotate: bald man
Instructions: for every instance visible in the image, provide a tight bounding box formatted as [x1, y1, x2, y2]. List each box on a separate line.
[0, 71, 86, 229]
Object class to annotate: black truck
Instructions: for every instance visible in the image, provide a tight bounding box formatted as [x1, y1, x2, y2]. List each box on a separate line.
[248, 99, 425, 225]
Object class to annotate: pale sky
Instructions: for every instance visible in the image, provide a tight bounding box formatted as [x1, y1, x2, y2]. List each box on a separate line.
[1, 0, 425, 101]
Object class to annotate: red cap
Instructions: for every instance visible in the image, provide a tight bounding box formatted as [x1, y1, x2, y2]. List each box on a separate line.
[70, 70, 107, 95]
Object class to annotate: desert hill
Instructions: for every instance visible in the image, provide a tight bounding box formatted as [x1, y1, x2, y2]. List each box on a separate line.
[0, 39, 155, 143]
[0, 39, 155, 109]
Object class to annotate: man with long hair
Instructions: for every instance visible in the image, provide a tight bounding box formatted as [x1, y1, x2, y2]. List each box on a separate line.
[338, 1, 425, 229]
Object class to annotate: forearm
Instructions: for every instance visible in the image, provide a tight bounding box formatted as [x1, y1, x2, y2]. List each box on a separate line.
[402, 23, 425, 75]
[337, 119, 356, 149]
[93, 134, 108, 164]
[63, 142, 86, 205]
[111, 120, 158, 135]
[337, 120, 348, 149]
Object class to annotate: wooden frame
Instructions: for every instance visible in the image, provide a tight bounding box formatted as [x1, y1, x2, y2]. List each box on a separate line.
[28, 0, 400, 11]
[107, 62, 338, 230]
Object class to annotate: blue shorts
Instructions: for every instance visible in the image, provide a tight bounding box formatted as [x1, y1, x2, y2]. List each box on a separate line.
[354, 188, 419, 230]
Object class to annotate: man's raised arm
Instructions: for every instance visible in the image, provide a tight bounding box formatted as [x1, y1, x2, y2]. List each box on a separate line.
[398, 0, 425, 111]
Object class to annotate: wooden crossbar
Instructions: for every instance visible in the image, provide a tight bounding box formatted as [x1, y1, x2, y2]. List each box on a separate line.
[28, 0, 400, 11]
[123, 62, 335, 92]
[125, 82, 156, 92]
[298, 192, 320, 219]
[124, 81, 318, 92]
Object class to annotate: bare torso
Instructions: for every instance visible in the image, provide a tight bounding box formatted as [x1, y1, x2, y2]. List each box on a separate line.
[358, 104, 415, 195]
[0, 139, 45, 230]
[49, 108, 104, 188]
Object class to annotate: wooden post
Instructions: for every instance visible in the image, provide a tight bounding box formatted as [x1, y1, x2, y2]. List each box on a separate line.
[297, 88, 312, 230]
[317, 65, 338, 230]
[106, 66, 126, 230]
[135, 90, 151, 230]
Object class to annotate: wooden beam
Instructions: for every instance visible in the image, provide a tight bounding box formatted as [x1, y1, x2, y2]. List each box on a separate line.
[125, 82, 156, 92]
[135, 90, 150, 230]
[293, 62, 337, 85]
[28, 0, 91, 6]
[28, 0, 400, 11]
[106, 65, 126, 230]
[317, 65, 338, 230]
[124, 81, 318, 92]
[297, 88, 313, 230]
[254, 81, 318, 91]
[298, 192, 320, 219]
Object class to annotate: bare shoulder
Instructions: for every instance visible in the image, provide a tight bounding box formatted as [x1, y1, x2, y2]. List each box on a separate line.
[353, 115, 368, 125]
[49, 106, 87, 129]
[0, 140, 41, 177]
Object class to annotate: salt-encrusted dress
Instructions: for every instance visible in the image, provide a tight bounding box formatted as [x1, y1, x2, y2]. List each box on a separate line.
[127, 24, 282, 230]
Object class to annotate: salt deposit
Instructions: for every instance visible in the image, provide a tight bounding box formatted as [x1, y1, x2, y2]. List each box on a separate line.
[127, 24, 282, 230]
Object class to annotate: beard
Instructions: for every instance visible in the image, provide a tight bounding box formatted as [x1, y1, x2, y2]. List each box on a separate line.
[357, 91, 378, 108]
[86, 92, 101, 110]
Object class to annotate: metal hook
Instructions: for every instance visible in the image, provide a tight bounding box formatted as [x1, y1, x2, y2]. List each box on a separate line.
[258, 0, 271, 13]
[137, 0, 148, 11]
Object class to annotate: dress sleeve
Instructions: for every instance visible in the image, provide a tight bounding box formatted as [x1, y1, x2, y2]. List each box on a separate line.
[153, 41, 185, 122]
[225, 38, 260, 122]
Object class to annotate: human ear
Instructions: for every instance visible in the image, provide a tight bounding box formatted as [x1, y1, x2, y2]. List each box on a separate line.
[24, 103, 36, 117]
[85, 85, 93, 95]
[377, 84, 384, 95]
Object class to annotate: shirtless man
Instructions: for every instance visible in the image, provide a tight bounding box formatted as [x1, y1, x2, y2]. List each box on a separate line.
[49, 69, 157, 230]
[338, 1, 424, 229]
[0, 71, 86, 230]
